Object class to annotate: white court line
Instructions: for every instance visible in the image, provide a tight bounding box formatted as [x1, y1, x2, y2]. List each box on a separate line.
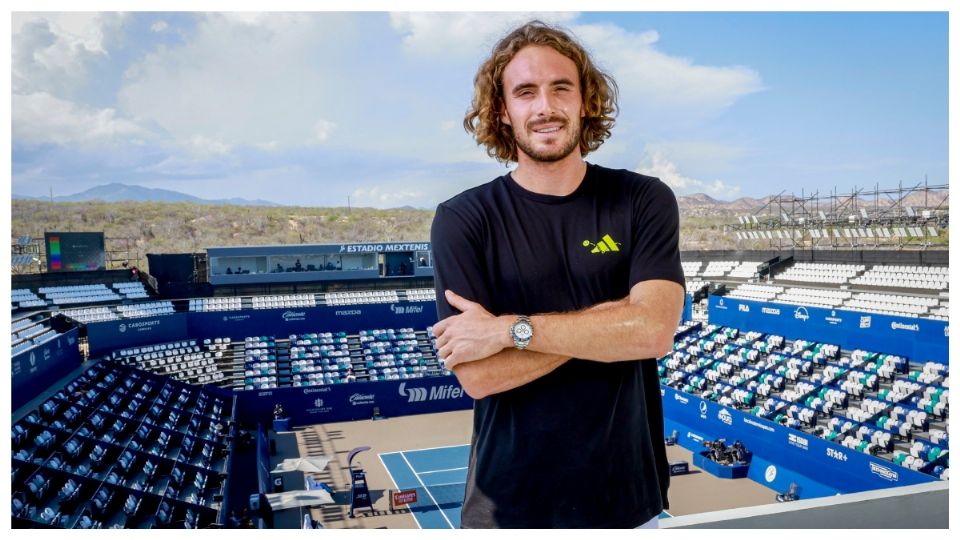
[376, 453, 424, 530]
[401, 443, 471, 454]
[399, 451, 456, 529]
[379, 443, 468, 458]
[417, 466, 468, 475]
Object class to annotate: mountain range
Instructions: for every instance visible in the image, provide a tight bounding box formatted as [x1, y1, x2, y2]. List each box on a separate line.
[12, 182, 946, 216]
[13, 183, 280, 207]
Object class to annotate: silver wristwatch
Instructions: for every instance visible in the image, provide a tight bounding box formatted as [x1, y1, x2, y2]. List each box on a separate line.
[510, 315, 534, 350]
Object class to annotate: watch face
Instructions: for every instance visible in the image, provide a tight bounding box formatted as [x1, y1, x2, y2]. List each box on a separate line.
[514, 322, 533, 340]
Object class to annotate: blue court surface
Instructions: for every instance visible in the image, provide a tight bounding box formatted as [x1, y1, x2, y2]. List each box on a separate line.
[378, 444, 670, 529]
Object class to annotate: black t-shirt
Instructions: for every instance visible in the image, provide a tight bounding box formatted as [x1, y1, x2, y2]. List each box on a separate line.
[430, 163, 684, 528]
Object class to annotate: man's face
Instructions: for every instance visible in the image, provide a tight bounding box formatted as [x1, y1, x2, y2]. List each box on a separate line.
[500, 45, 585, 163]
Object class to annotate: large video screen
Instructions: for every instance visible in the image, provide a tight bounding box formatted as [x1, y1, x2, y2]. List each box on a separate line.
[44, 232, 106, 272]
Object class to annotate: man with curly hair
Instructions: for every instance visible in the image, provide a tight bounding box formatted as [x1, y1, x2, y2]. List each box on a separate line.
[431, 20, 685, 528]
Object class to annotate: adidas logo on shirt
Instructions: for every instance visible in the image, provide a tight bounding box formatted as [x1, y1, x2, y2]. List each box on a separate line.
[583, 234, 621, 254]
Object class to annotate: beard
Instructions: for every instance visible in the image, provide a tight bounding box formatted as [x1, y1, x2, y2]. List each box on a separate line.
[512, 115, 582, 163]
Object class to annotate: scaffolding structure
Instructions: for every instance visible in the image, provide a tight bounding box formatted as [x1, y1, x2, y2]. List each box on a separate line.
[11, 235, 42, 275]
[727, 181, 949, 250]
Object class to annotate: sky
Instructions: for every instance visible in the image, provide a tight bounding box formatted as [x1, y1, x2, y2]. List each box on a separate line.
[9, 10, 949, 208]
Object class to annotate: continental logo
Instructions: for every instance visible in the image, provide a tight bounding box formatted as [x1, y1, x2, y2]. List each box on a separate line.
[890, 322, 919, 332]
[582, 234, 621, 254]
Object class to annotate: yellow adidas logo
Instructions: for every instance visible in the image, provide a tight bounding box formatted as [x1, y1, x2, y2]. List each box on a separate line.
[582, 234, 621, 254]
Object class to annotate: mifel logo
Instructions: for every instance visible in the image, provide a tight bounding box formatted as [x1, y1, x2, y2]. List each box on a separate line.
[399, 382, 427, 402]
[582, 234, 621, 254]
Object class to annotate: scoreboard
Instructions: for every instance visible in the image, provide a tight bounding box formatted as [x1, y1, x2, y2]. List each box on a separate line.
[44, 231, 106, 272]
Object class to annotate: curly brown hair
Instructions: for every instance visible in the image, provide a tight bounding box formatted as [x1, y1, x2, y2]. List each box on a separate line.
[463, 20, 619, 164]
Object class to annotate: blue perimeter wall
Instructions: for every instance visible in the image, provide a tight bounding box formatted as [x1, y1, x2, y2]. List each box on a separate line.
[708, 296, 948, 363]
[236, 376, 472, 427]
[662, 386, 936, 497]
[12, 328, 83, 410]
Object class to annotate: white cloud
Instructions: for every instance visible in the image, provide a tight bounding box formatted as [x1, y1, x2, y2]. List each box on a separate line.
[312, 119, 337, 144]
[389, 12, 578, 61]
[13, 92, 147, 146]
[12, 13, 127, 97]
[187, 135, 232, 156]
[351, 186, 426, 206]
[636, 149, 740, 199]
[150, 20, 169, 33]
[117, 13, 359, 151]
[572, 22, 764, 124]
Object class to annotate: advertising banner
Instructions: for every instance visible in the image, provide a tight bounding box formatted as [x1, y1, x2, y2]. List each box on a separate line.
[86, 313, 190, 358]
[706, 296, 947, 363]
[12, 329, 82, 410]
[661, 386, 936, 495]
[187, 302, 438, 341]
[235, 375, 472, 427]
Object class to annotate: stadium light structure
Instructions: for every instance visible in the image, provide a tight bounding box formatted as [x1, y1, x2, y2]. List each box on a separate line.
[727, 182, 948, 250]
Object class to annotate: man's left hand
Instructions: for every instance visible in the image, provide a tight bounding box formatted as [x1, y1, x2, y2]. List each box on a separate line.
[433, 290, 511, 370]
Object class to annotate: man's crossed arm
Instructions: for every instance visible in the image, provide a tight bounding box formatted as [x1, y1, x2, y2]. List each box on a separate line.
[432, 279, 684, 400]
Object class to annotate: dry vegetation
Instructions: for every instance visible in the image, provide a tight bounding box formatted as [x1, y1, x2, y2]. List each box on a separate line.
[11, 200, 946, 272]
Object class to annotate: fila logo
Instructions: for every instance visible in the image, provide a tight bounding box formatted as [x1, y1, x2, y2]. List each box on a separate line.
[399, 382, 428, 402]
[582, 234, 621, 254]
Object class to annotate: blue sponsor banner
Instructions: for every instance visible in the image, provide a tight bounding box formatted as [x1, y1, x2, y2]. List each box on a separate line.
[86, 313, 190, 358]
[235, 375, 472, 427]
[12, 329, 82, 410]
[661, 386, 935, 495]
[187, 302, 438, 341]
[707, 295, 948, 363]
[683, 295, 693, 323]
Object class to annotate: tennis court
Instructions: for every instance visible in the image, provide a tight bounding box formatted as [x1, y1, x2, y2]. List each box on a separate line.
[378, 443, 672, 529]
[379, 444, 470, 529]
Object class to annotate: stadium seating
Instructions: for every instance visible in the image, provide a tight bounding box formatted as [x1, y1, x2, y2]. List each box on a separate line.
[11, 363, 233, 528]
[659, 323, 949, 477]
[111, 339, 228, 386]
[851, 265, 949, 291]
[776, 287, 851, 308]
[702, 261, 739, 278]
[727, 284, 784, 302]
[11, 317, 62, 356]
[252, 294, 317, 309]
[56, 306, 120, 323]
[189, 297, 242, 312]
[116, 301, 175, 319]
[112, 282, 150, 300]
[773, 263, 864, 285]
[728, 261, 764, 279]
[12, 288, 46, 310]
[843, 292, 938, 318]
[681, 261, 703, 278]
[39, 284, 122, 306]
[325, 290, 399, 305]
[405, 288, 436, 301]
